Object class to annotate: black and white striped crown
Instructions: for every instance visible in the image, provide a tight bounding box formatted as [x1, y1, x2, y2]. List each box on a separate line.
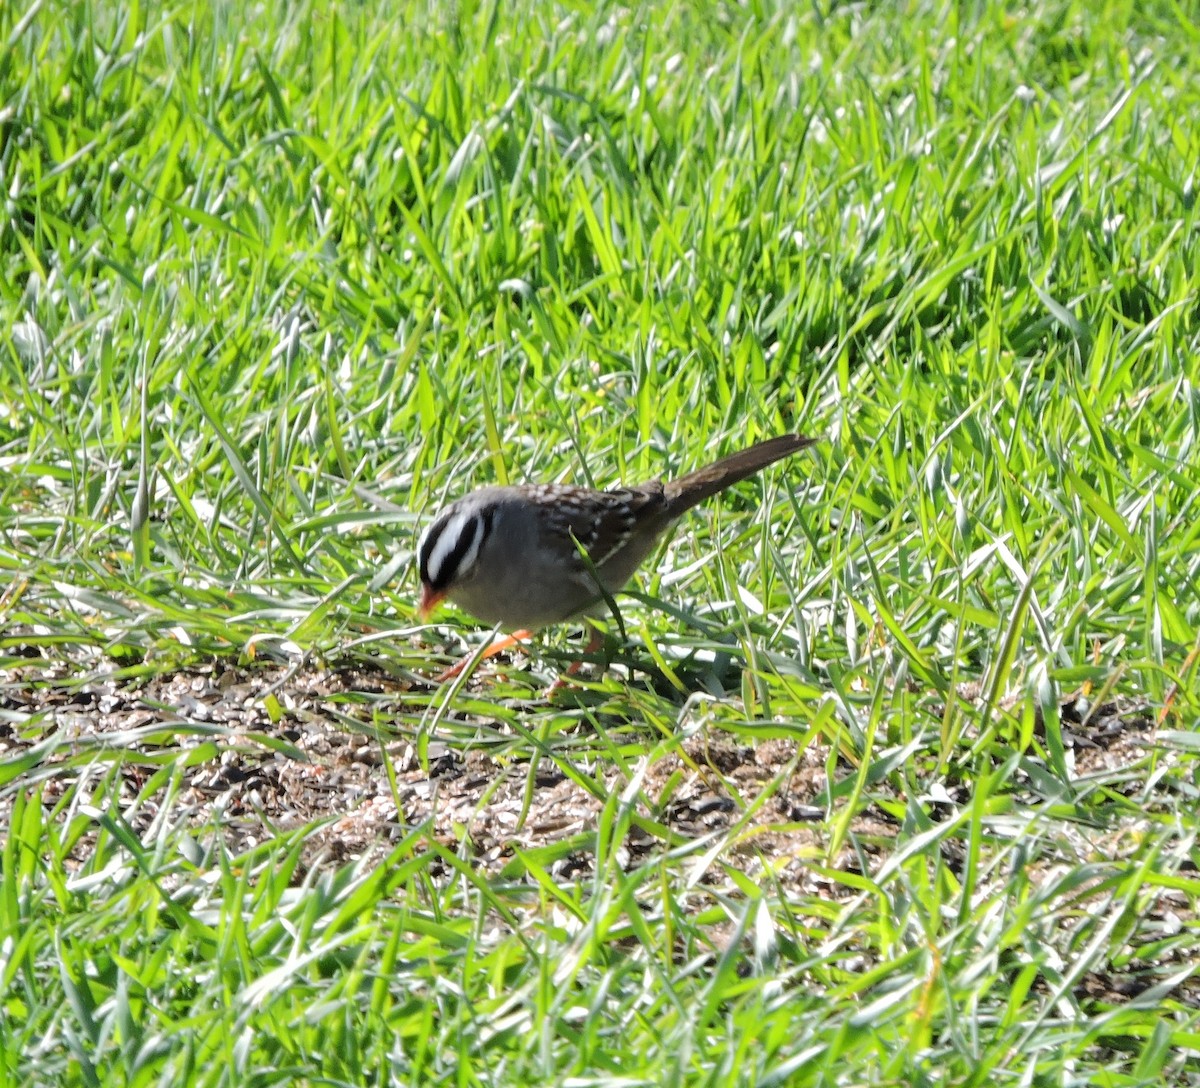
[418, 503, 494, 591]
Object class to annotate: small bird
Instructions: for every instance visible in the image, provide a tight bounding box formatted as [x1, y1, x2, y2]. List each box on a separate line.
[416, 435, 815, 674]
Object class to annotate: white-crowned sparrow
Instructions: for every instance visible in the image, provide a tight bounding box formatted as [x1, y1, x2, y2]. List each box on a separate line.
[417, 434, 814, 632]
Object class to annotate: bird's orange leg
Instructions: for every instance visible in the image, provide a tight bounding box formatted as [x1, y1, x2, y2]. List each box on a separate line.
[546, 625, 606, 694]
[434, 629, 534, 683]
[564, 625, 605, 676]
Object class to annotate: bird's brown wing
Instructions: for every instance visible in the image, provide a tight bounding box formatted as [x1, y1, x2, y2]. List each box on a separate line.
[522, 482, 669, 569]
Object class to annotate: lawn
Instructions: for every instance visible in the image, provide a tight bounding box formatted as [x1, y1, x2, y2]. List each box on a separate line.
[2, 0, 1199, 1083]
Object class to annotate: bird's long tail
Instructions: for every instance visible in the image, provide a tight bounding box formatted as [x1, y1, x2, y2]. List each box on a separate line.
[663, 433, 815, 516]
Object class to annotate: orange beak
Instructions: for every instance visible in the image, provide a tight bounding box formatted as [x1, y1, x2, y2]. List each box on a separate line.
[418, 583, 447, 621]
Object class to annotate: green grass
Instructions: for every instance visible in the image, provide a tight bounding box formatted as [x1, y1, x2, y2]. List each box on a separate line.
[2, 0, 1200, 1083]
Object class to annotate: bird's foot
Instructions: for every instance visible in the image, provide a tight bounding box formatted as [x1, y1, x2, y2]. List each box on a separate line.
[545, 626, 605, 694]
[433, 629, 534, 683]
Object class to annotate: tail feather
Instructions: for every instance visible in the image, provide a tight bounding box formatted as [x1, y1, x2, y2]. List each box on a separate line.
[662, 434, 815, 516]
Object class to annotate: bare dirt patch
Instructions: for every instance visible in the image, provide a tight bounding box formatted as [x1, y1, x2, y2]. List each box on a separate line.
[0, 660, 1159, 892]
